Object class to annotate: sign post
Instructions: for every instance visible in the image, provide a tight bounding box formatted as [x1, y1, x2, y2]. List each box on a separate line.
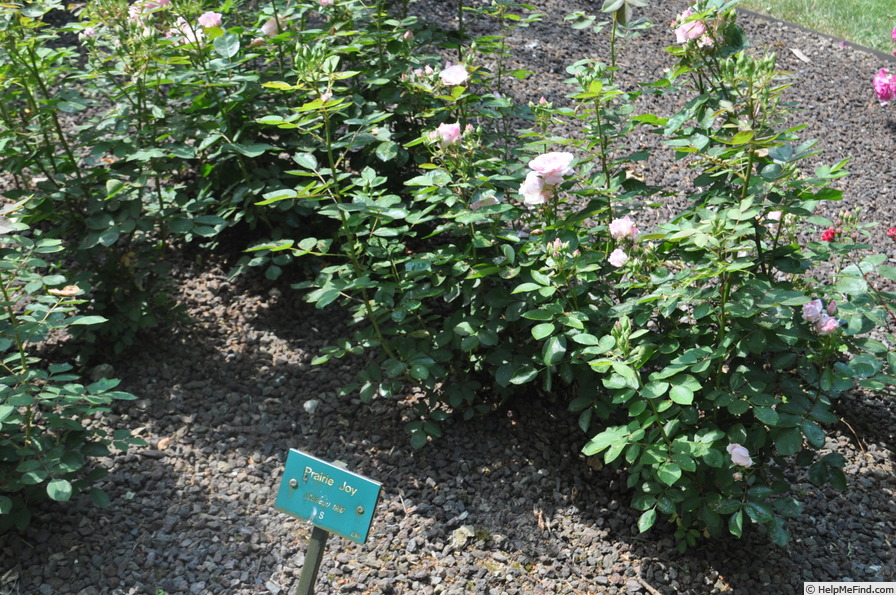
[275, 449, 382, 595]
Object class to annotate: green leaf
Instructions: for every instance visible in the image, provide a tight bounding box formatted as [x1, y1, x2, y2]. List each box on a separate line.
[90, 487, 111, 508]
[800, 420, 825, 448]
[829, 468, 847, 490]
[0, 495, 11, 514]
[409, 431, 428, 449]
[754, 407, 779, 426]
[509, 364, 538, 385]
[807, 461, 828, 486]
[774, 427, 803, 455]
[669, 385, 693, 405]
[657, 462, 682, 486]
[47, 479, 73, 502]
[601, 0, 624, 12]
[512, 282, 541, 294]
[542, 335, 566, 366]
[729, 129, 754, 144]
[68, 315, 108, 326]
[773, 497, 803, 518]
[768, 518, 790, 547]
[522, 309, 555, 321]
[637, 509, 657, 533]
[728, 510, 743, 537]
[213, 31, 240, 58]
[834, 276, 868, 296]
[375, 141, 399, 162]
[531, 322, 555, 340]
[571, 333, 601, 346]
[224, 142, 276, 158]
[293, 153, 318, 170]
[822, 452, 846, 468]
[743, 501, 773, 524]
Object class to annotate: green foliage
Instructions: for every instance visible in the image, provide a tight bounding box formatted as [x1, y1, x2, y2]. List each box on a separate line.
[2, 0, 895, 550]
[254, 0, 896, 549]
[0, 214, 142, 530]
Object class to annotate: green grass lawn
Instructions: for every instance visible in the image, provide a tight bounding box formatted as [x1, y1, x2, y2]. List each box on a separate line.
[738, 0, 896, 54]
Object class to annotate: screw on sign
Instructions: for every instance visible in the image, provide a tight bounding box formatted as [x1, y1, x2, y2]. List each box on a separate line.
[274, 449, 382, 594]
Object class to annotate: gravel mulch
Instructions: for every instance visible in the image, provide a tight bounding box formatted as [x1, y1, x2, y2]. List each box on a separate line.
[2, 2, 896, 594]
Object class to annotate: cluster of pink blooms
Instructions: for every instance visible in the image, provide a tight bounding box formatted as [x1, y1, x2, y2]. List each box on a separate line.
[672, 8, 713, 47]
[888, 227, 896, 242]
[802, 299, 840, 335]
[727, 443, 753, 468]
[607, 215, 639, 268]
[518, 152, 575, 206]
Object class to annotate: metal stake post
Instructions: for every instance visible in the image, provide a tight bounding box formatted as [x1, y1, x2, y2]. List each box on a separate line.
[294, 525, 330, 595]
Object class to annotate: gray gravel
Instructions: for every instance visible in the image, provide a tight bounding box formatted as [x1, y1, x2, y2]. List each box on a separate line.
[2, 2, 896, 594]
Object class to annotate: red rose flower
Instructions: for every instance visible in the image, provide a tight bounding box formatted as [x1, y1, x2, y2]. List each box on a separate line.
[821, 228, 839, 242]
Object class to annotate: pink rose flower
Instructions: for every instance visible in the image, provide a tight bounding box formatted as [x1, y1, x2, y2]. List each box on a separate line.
[82, 26, 96, 38]
[674, 9, 707, 44]
[197, 11, 222, 27]
[430, 122, 461, 148]
[608, 248, 629, 268]
[402, 30, 413, 41]
[767, 210, 782, 221]
[726, 443, 753, 468]
[439, 63, 468, 86]
[873, 68, 896, 106]
[675, 19, 706, 43]
[519, 171, 550, 206]
[815, 314, 840, 335]
[319, 0, 334, 6]
[609, 215, 638, 240]
[888, 227, 896, 241]
[802, 299, 824, 323]
[528, 152, 575, 186]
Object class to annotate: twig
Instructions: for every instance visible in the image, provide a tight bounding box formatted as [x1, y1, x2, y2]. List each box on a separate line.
[636, 575, 663, 595]
[838, 417, 867, 454]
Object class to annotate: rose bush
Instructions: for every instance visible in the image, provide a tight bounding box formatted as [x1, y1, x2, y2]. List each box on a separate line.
[262, 0, 896, 549]
[2, 0, 895, 550]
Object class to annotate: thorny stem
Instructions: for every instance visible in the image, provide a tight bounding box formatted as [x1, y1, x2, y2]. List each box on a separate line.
[609, 12, 617, 81]
[1, 275, 33, 444]
[593, 97, 613, 222]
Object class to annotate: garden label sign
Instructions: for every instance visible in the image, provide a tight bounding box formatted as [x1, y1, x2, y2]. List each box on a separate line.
[275, 449, 381, 544]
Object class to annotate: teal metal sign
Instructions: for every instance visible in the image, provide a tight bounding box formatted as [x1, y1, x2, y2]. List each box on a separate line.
[275, 449, 382, 544]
